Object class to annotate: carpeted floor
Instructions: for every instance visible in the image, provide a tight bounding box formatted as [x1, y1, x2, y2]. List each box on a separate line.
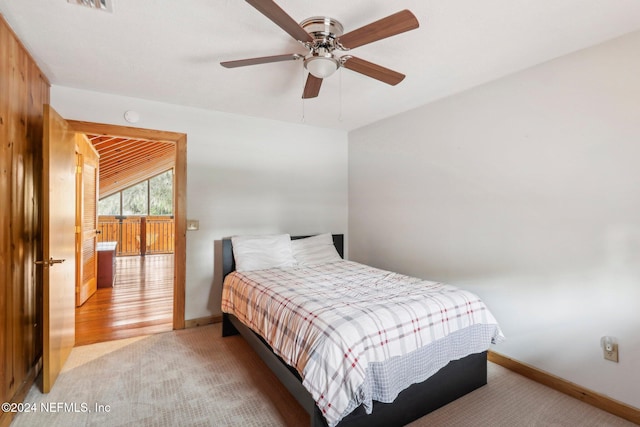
[11, 324, 637, 427]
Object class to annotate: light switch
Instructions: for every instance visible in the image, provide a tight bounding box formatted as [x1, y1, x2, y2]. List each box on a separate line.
[187, 219, 199, 231]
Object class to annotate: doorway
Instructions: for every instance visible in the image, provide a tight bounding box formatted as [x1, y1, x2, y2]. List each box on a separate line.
[68, 121, 186, 345]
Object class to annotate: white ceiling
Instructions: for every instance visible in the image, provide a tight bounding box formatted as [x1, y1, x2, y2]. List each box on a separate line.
[2, 0, 640, 131]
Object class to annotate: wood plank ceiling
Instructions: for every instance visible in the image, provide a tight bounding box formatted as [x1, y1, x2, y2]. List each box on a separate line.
[87, 134, 175, 198]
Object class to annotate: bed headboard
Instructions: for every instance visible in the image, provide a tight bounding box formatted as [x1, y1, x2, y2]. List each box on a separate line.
[222, 234, 344, 279]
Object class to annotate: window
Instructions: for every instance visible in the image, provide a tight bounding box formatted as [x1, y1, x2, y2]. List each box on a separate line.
[98, 193, 120, 215]
[98, 169, 173, 216]
[123, 181, 148, 215]
[150, 170, 173, 215]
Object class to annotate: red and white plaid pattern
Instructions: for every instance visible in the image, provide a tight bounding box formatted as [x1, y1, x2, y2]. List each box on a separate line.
[222, 261, 503, 427]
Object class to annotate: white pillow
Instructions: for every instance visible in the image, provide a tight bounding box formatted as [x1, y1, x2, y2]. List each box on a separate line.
[291, 233, 342, 266]
[231, 234, 296, 272]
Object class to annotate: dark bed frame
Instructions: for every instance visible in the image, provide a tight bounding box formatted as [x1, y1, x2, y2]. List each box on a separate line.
[222, 234, 487, 427]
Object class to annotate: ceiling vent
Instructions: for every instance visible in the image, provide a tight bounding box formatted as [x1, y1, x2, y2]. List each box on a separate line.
[67, 0, 113, 13]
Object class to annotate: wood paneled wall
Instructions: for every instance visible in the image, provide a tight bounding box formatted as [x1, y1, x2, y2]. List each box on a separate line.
[0, 14, 50, 427]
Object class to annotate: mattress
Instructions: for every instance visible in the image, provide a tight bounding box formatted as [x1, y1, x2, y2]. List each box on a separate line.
[222, 260, 503, 427]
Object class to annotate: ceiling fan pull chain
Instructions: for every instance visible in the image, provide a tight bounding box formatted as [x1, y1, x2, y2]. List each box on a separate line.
[301, 67, 306, 123]
[338, 67, 343, 122]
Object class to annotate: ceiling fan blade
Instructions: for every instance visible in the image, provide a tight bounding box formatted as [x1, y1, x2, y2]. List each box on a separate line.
[221, 53, 302, 68]
[302, 74, 323, 99]
[245, 0, 313, 43]
[337, 10, 419, 50]
[342, 56, 405, 85]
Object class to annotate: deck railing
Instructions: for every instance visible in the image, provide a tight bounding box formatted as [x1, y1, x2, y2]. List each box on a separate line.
[98, 216, 175, 256]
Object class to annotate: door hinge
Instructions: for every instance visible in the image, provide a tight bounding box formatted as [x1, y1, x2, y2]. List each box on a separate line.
[75, 225, 82, 233]
[76, 165, 82, 174]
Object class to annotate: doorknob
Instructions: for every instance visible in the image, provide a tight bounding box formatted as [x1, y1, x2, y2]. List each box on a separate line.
[96, 229, 102, 234]
[34, 257, 66, 267]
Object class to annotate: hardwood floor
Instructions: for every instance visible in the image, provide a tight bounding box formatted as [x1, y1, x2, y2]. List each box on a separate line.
[75, 254, 174, 346]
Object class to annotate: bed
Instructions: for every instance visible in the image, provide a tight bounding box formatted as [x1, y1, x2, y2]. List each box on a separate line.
[221, 233, 503, 427]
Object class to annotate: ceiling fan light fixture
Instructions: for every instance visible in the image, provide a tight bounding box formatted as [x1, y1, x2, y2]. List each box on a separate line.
[304, 55, 339, 79]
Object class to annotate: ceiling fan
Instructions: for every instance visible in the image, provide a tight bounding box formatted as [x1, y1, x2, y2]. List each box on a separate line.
[221, 0, 420, 99]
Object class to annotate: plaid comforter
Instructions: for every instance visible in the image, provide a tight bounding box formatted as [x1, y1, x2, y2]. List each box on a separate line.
[221, 261, 503, 427]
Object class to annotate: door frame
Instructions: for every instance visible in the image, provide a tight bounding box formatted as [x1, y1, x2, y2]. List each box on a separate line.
[67, 120, 186, 330]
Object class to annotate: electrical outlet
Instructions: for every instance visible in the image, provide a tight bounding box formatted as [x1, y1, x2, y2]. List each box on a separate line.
[604, 343, 619, 363]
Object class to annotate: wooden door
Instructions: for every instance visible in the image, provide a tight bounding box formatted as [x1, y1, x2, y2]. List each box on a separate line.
[41, 105, 76, 393]
[75, 135, 99, 306]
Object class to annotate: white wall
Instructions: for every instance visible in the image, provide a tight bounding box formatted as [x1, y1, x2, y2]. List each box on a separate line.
[51, 86, 348, 321]
[349, 31, 640, 408]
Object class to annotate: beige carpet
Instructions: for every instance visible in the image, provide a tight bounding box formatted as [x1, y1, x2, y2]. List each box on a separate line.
[12, 324, 636, 427]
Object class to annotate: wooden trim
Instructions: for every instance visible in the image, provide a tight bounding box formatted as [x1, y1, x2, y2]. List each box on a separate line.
[488, 351, 640, 425]
[173, 133, 186, 330]
[67, 121, 187, 331]
[67, 121, 184, 143]
[184, 314, 222, 329]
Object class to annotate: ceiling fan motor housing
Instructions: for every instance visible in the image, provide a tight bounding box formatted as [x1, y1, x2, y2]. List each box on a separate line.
[300, 16, 344, 48]
[300, 17, 345, 77]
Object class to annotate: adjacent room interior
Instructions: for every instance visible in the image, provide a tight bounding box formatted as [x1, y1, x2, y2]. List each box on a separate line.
[74, 133, 176, 346]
